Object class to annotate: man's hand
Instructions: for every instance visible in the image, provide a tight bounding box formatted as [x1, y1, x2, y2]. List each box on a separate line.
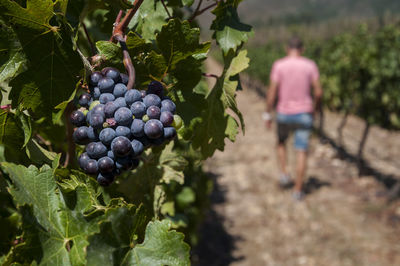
[262, 112, 273, 130]
[266, 119, 273, 129]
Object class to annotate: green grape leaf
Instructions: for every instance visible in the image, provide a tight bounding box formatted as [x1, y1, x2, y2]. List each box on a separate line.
[2, 163, 102, 266]
[156, 19, 210, 72]
[191, 49, 248, 158]
[0, 20, 27, 87]
[121, 220, 190, 266]
[86, 203, 148, 266]
[1, 0, 83, 119]
[159, 142, 188, 184]
[211, 0, 253, 54]
[25, 139, 58, 165]
[129, 0, 172, 41]
[0, 110, 28, 163]
[96, 40, 123, 68]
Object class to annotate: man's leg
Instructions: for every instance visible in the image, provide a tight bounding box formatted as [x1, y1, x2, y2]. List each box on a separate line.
[277, 143, 288, 175]
[294, 150, 307, 192]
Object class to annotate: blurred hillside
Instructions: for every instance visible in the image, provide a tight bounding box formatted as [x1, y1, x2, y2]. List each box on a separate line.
[198, 0, 400, 44]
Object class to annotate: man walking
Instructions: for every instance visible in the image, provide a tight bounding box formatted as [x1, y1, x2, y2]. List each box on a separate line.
[264, 37, 323, 200]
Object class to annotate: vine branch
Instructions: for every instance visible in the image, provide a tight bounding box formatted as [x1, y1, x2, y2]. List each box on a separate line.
[112, 0, 145, 41]
[82, 22, 96, 56]
[202, 72, 219, 79]
[188, 0, 218, 22]
[160, 0, 172, 19]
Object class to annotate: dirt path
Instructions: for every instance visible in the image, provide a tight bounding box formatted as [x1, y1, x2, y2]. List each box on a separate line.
[193, 60, 400, 266]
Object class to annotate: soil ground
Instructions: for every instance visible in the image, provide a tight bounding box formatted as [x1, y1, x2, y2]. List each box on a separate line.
[192, 60, 400, 266]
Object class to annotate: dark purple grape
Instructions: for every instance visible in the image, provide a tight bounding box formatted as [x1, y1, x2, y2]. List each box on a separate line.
[73, 126, 89, 144]
[114, 107, 133, 126]
[107, 150, 115, 160]
[84, 159, 98, 175]
[131, 119, 145, 137]
[86, 142, 108, 159]
[93, 87, 101, 100]
[147, 81, 163, 96]
[97, 172, 114, 186]
[115, 156, 134, 170]
[104, 101, 118, 118]
[160, 111, 174, 126]
[99, 93, 115, 104]
[146, 105, 161, 119]
[150, 137, 165, 146]
[70, 110, 86, 126]
[114, 97, 127, 108]
[120, 73, 129, 85]
[136, 136, 151, 148]
[140, 90, 146, 98]
[113, 83, 127, 98]
[103, 67, 120, 82]
[111, 136, 132, 157]
[87, 127, 99, 141]
[92, 104, 105, 116]
[78, 152, 90, 169]
[99, 128, 116, 145]
[125, 89, 142, 105]
[115, 126, 132, 139]
[131, 139, 144, 157]
[143, 94, 161, 108]
[90, 72, 102, 86]
[98, 156, 115, 174]
[79, 93, 91, 107]
[164, 127, 177, 140]
[161, 99, 176, 113]
[89, 113, 104, 129]
[144, 119, 163, 139]
[130, 101, 146, 118]
[98, 77, 114, 93]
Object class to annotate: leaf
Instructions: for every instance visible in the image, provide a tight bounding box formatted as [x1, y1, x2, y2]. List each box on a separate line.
[0, 110, 27, 163]
[121, 220, 190, 266]
[96, 41, 123, 67]
[129, 0, 172, 41]
[2, 163, 102, 266]
[1, 0, 83, 119]
[211, 0, 253, 54]
[25, 139, 58, 165]
[0, 20, 27, 87]
[159, 142, 188, 184]
[156, 19, 210, 72]
[86, 203, 148, 266]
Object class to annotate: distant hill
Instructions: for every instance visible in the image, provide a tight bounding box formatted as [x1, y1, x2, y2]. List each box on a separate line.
[239, 0, 400, 26]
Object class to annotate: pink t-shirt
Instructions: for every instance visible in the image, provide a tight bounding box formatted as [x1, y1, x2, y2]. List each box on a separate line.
[270, 56, 319, 114]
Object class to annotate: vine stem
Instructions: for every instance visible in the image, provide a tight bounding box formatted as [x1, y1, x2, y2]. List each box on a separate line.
[116, 35, 136, 90]
[64, 102, 76, 168]
[160, 0, 172, 19]
[82, 22, 96, 56]
[112, 0, 145, 41]
[188, 0, 218, 22]
[202, 72, 219, 79]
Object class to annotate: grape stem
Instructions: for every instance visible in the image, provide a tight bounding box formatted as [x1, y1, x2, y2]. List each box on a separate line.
[82, 22, 96, 56]
[110, 1, 144, 90]
[160, 0, 172, 19]
[202, 72, 219, 79]
[112, 0, 145, 41]
[64, 102, 76, 168]
[188, 0, 219, 22]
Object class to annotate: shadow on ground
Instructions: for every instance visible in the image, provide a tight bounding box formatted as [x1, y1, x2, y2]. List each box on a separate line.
[192, 173, 243, 266]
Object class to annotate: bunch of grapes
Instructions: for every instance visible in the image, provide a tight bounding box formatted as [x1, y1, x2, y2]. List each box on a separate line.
[70, 67, 183, 186]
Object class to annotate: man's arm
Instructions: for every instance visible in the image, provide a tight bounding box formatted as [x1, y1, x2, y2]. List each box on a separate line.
[264, 80, 278, 129]
[266, 81, 278, 113]
[311, 79, 323, 112]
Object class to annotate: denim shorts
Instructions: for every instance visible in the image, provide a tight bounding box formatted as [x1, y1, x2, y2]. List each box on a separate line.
[276, 112, 313, 151]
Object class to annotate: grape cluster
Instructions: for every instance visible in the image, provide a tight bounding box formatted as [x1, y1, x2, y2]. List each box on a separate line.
[71, 67, 183, 186]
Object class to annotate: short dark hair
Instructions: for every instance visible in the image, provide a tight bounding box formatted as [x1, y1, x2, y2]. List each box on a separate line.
[288, 37, 303, 50]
